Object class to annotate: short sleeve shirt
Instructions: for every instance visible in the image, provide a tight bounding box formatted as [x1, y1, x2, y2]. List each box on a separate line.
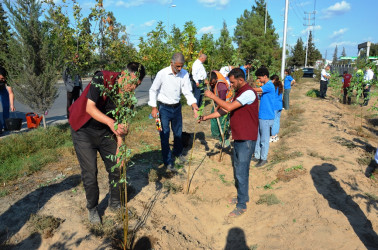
[274, 87, 283, 111]
[259, 80, 275, 120]
[284, 75, 293, 89]
[236, 90, 256, 106]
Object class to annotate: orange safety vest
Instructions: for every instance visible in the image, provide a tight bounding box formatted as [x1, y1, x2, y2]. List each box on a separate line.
[213, 71, 234, 103]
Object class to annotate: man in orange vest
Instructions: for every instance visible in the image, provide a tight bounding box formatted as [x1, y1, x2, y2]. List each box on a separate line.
[209, 71, 233, 148]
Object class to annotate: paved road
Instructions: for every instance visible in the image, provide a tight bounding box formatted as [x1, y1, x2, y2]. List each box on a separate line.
[1, 76, 153, 131]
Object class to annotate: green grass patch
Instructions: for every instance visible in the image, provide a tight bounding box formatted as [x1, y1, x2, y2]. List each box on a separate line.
[0, 189, 9, 197]
[0, 123, 72, 183]
[306, 89, 320, 98]
[256, 194, 280, 205]
[262, 179, 278, 190]
[284, 165, 303, 172]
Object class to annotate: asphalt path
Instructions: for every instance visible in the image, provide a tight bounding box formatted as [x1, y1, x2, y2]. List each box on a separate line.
[1, 76, 153, 133]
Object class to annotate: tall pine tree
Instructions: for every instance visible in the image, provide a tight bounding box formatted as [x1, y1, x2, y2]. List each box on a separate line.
[234, 0, 280, 66]
[2, 0, 60, 126]
[0, 2, 11, 66]
[215, 21, 234, 69]
[307, 31, 322, 66]
[289, 38, 305, 67]
[332, 45, 338, 64]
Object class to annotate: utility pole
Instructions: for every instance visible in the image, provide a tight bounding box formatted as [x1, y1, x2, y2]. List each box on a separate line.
[264, 0, 268, 34]
[280, 0, 289, 79]
[304, 11, 315, 67]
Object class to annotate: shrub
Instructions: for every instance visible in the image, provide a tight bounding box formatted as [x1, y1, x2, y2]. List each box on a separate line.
[306, 89, 320, 98]
[292, 69, 303, 82]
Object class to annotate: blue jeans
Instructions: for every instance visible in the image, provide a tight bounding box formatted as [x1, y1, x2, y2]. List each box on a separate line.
[272, 110, 282, 136]
[0, 87, 10, 129]
[254, 119, 274, 161]
[233, 140, 256, 209]
[158, 104, 183, 166]
[193, 80, 204, 107]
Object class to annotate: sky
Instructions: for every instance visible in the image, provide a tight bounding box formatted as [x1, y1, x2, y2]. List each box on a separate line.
[52, 0, 378, 60]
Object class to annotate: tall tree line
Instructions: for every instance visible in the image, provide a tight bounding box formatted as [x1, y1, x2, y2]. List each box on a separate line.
[288, 31, 322, 67]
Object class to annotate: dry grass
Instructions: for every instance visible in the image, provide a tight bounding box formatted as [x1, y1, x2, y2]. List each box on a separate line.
[27, 214, 64, 239]
[270, 144, 303, 164]
[276, 165, 306, 182]
[256, 194, 281, 206]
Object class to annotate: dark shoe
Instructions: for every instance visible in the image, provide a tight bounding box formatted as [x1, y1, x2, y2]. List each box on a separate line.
[166, 164, 177, 172]
[88, 207, 101, 224]
[215, 142, 222, 149]
[176, 155, 187, 165]
[255, 160, 268, 167]
[251, 157, 259, 163]
[228, 207, 247, 218]
[108, 199, 122, 212]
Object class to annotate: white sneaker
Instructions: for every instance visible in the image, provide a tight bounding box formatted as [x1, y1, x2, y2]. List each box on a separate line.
[273, 136, 280, 142]
[269, 136, 274, 143]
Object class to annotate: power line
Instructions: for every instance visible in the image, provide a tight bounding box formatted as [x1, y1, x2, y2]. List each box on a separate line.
[289, 1, 302, 23]
[304, 11, 316, 67]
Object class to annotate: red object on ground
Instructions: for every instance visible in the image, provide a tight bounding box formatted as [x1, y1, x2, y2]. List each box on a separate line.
[26, 112, 42, 129]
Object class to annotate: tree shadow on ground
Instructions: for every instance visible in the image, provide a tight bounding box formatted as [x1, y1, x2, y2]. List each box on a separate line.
[363, 125, 378, 136]
[353, 138, 376, 153]
[182, 131, 210, 152]
[0, 175, 81, 246]
[310, 163, 378, 249]
[224, 227, 249, 250]
[132, 236, 152, 250]
[98, 149, 162, 214]
[1, 232, 42, 249]
[364, 159, 377, 178]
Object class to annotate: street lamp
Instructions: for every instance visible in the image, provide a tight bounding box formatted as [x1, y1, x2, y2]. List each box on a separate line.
[168, 4, 176, 35]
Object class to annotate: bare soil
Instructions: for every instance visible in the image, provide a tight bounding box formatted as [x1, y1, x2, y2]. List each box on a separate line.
[1, 79, 377, 249]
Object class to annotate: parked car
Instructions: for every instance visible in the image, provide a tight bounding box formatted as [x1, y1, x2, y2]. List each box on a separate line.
[302, 67, 315, 78]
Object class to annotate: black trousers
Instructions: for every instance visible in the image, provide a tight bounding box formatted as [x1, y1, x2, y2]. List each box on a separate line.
[67, 86, 81, 118]
[71, 126, 120, 209]
[319, 80, 328, 98]
[343, 87, 351, 105]
[363, 85, 371, 106]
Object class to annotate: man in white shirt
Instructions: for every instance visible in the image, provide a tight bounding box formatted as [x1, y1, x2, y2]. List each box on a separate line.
[319, 65, 331, 98]
[192, 54, 207, 107]
[149, 53, 199, 171]
[362, 65, 374, 106]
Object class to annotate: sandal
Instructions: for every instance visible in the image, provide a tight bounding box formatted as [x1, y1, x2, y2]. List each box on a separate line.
[228, 207, 246, 217]
[228, 197, 237, 205]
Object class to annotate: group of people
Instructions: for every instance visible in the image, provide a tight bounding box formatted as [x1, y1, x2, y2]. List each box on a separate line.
[320, 64, 375, 106]
[67, 51, 295, 222]
[148, 53, 296, 217]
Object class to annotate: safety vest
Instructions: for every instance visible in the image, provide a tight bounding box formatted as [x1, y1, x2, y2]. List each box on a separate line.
[213, 71, 234, 103]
